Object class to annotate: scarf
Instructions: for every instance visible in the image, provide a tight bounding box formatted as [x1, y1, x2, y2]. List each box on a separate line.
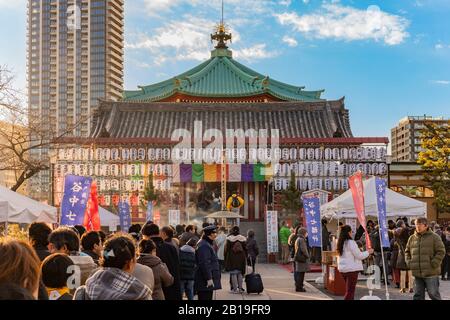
[47, 287, 70, 300]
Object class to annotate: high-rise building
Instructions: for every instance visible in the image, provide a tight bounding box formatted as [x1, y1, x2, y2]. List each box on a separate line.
[391, 115, 449, 162]
[27, 0, 124, 202]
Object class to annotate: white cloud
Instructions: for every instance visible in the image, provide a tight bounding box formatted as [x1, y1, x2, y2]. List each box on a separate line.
[279, 0, 292, 6]
[282, 35, 298, 47]
[234, 44, 279, 61]
[303, 0, 310, 4]
[435, 43, 450, 50]
[431, 80, 450, 85]
[126, 15, 277, 65]
[275, 4, 409, 45]
[143, 0, 180, 16]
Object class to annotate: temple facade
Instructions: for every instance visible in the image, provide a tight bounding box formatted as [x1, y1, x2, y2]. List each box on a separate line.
[53, 24, 388, 260]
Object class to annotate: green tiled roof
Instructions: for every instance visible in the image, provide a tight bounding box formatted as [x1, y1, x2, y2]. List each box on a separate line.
[123, 49, 325, 102]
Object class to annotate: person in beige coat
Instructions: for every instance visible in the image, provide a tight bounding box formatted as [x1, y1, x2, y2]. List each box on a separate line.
[138, 239, 174, 300]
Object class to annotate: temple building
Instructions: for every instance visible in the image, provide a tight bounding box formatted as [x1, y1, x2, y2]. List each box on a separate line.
[54, 23, 389, 260]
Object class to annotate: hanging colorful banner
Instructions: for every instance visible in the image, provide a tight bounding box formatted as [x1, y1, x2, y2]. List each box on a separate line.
[118, 201, 131, 232]
[348, 171, 372, 249]
[180, 164, 192, 183]
[302, 197, 322, 248]
[266, 210, 279, 254]
[241, 164, 254, 182]
[192, 164, 204, 182]
[61, 175, 92, 227]
[146, 201, 153, 223]
[375, 177, 390, 248]
[83, 181, 101, 231]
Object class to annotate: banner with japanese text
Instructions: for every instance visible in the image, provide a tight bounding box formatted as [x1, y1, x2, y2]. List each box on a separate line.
[119, 201, 131, 232]
[266, 210, 279, 253]
[61, 175, 92, 226]
[303, 197, 322, 248]
[348, 171, 372, 249]
[375, 177, 390, 248]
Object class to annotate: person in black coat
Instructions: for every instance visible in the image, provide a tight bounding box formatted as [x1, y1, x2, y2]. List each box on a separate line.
[28, 222, 52, 262]
[194, 225, 222, 300]
[179, 238, 197, 300]
[142, 223, 181, 300]
[246, 229, 259, 273]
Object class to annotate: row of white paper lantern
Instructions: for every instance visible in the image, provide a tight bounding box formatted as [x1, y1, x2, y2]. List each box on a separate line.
[55, 163, 173, 178]
[58, 146, 387, 162]
[273, 178, 351, 191]
[274, 162, 387, 177]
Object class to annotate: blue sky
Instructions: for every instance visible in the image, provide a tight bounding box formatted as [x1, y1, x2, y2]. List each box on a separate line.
[0, 0, 449, 139]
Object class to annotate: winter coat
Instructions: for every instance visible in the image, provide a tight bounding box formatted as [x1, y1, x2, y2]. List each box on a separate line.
[246, 237, 259, 260]
[441, 234, 450, 255]
[224, 234, 247, 274]
[34, 245, 51, 262]
[194, 238, 221, 292]
[322, 224, 331, 251]
[215, 233, 227, 261]
[337, 239, 370, 273]
[179, 245, 196, 281]
[179, 232, 199, 247]
[73, 267, 152, 300]
[132, 263, 155, 293]
[150, 236, 181, 300]
[69, 254, 98, 290]
[405, 228, 446, 278]
[294, 235, 310, 273]
[395, 228, 411, 270]
[82, 250, 100, 265]
[138, 254, 174, 300]
[389, 230, 400, 269]
[279, 226, 291, 245]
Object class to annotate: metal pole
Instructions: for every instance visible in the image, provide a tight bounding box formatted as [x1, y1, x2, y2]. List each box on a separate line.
[379, 235, 390, 300]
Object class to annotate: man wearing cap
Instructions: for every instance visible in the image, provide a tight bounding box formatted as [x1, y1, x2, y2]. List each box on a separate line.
[194, 225, 222, 300]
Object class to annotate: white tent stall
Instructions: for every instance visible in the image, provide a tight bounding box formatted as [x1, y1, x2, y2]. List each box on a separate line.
[0, 185, 57, 224]
[99, 206, 120, 231]
[321, 177, 427, 220]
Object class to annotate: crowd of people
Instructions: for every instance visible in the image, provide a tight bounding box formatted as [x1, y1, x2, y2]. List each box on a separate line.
[0, 221, 260, 301]
[336, 217, 448, 300]
[281, 217, 449, 300]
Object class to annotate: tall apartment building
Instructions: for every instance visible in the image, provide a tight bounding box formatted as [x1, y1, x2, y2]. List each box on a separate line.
[27, 0, 124, 202]
[391, 115, 449, 162]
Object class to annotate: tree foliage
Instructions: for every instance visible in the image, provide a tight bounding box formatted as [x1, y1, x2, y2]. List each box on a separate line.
[417, 122, 450, 214]
[142, 171, 160, 206]
[280, 170, 302, 213]
[0, 66, 88, 192]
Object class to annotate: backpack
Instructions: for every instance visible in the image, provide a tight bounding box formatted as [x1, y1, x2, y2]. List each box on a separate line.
[232, 241, 244, 254]
[289, 235, 298, 258]
[231, 196, 240, 208]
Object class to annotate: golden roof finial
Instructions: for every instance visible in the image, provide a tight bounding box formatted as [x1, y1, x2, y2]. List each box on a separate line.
[211, 1, 232, 49]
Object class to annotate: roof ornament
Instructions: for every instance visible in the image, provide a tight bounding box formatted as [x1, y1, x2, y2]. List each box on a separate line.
[262, 76, 270, 88]
[211, 0, 232, 49]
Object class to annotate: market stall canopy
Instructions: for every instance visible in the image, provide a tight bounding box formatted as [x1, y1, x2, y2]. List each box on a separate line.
[321, 177, 426, 220]
[0, 186, 57, 224]
[99, 206, 120, 230]
[206, 210, 245, 219]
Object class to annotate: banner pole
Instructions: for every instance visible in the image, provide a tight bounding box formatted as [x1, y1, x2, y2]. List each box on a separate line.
[379, 235, 390, 300]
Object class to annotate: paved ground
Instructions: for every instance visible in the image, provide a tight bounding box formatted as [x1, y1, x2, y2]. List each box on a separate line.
[210, 263, 450, 300]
